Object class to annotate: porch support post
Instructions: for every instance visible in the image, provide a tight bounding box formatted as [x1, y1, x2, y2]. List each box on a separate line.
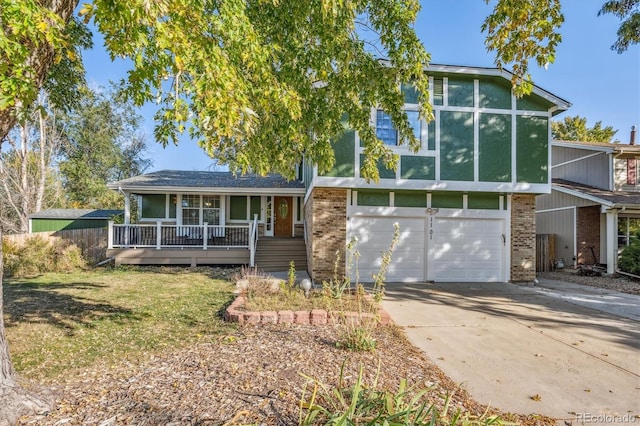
[156, 221, 162, 250]
[203, 222, 208, 250]
[605, 209, 617, 274]
[108, 221, 114, 249]
[124, 193, 131, 225]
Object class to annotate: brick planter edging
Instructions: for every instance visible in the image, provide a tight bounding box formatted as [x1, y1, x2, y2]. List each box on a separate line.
[224, 294, 393, 326]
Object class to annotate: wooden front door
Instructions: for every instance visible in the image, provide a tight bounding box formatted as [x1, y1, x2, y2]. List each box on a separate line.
[274, 196, 293, 237]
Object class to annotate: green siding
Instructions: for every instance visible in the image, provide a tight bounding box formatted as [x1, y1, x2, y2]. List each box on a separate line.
[440, 111, 474, 181]
[400, 156, 435, 180]
[516, 116, 549, 183]
[479, 113, 512, 182]
[402, 82, 420, 104]
[169, 194, 177, 218]
[395, 191, 427, 207]
[323, 128, 356, 177]
[517, 92, 552, 111]
[250, 196, 261, 220]
[141, 194, 166, 218]
[431, 192, 463, 209]
[31, 219, 107, 232]
[357, 190, 390, 206]
[230, 196, 247, 220]
[427, 120, 435, 150]
[479, 78, 512, 109]
[359, 155, 396, 179]
[448, 78, 474, 107]
[468, 193, 500, 210]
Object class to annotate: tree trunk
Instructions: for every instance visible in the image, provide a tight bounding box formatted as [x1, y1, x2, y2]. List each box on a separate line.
[0, 154, 54, 425]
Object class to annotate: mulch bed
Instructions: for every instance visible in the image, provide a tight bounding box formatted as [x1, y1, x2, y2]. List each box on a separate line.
[18, 324, 555, 425]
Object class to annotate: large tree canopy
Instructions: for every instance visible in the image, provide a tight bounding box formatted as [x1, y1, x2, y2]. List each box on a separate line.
[552, 115, 619, 143]
[1, 1, 637, 180]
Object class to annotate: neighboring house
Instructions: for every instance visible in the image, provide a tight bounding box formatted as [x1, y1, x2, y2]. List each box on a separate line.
[107, 64, 570, 283]
[28, 209, 123, 233]
[536, 129, 640, 274]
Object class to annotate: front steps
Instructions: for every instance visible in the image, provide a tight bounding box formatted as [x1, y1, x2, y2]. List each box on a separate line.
[254, 237, 308, 272]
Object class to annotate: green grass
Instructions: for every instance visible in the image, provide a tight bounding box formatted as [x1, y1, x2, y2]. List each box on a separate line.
[3, 266, 236, 381]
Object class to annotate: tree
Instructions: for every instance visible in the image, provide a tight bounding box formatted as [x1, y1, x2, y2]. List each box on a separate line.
[598, 0, 640, 53]
[0, 93, 66, 233]
[552, 116, 619, 143]
[57, 87, 151, 208]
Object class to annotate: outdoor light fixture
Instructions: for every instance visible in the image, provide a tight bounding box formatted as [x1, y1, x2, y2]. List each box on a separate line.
[299, 278, 312, 298]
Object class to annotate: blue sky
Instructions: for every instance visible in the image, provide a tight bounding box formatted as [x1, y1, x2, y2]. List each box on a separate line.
[82, 0, 640, 172]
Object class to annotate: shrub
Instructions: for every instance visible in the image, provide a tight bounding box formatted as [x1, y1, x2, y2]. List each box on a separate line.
[2, 236, 86, 277]
[618, 238, 640, 275]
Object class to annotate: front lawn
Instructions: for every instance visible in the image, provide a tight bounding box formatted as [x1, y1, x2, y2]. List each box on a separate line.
[3, 266, 236, 381]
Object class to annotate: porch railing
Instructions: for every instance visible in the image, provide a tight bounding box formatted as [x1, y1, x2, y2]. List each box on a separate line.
[108, 222, 253, 251]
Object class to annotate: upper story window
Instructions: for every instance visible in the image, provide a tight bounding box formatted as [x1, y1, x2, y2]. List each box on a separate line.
[376, 110, 424, 147]
[376, 110, 396, 145]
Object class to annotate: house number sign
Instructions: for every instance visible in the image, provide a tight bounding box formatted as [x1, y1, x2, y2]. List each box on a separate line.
[429, 216, 433, 240]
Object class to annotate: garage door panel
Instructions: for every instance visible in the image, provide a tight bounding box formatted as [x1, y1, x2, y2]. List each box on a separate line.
[349, 217, 425, 283]
[431, 218, 504, 282]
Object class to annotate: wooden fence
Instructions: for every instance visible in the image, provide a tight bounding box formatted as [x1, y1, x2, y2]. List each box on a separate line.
[3, 228, 108, 264]
[536, 234, 556, 272]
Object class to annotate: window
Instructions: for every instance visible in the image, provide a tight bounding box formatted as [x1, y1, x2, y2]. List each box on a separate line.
[618, 217, 640, 246]
[376, 110, 423, 147]
[202, 195, 220, 225]
[181, 195, 200, 225]
[376, 110, 396, 145]
[181, 195, 221, 225]
[433, 77, 444, 106]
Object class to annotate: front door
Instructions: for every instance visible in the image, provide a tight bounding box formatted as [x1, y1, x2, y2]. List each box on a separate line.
[274, 196, 293, 237]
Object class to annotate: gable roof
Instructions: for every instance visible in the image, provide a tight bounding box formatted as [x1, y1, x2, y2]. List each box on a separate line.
[553, 179, 640, 208]
[28, 209, 123, 220]
[377, 61, 572, 115]
[108, 170, 305, 195]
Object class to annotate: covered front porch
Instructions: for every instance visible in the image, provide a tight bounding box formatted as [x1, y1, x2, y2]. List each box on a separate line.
[106, 170, 307, 268]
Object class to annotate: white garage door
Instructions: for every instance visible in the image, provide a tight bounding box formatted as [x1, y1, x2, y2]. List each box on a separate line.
[348, 217, 425, 283]
[431, 218, 504, 282]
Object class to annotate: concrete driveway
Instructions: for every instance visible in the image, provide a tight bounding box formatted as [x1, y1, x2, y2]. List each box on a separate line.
[382, 281, 640, 423]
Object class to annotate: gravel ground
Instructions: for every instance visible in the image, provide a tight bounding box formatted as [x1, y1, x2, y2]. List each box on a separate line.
[18, 324, 554, 425]
[537, 269, 640, 295]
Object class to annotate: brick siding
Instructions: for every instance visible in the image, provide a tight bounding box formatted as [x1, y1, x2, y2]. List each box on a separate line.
[576, 206, 601, 265]
[303, 188, 347, 281]
[511, 194, 536, 282]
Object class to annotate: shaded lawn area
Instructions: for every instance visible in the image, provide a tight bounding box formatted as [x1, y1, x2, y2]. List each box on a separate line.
[3, 267, 236, 381]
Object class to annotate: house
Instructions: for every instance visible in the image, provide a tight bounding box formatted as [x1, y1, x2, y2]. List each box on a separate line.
[28, 209, 123, 233]
[107, 64, 571, 283]
[536, 127, 640, 274]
